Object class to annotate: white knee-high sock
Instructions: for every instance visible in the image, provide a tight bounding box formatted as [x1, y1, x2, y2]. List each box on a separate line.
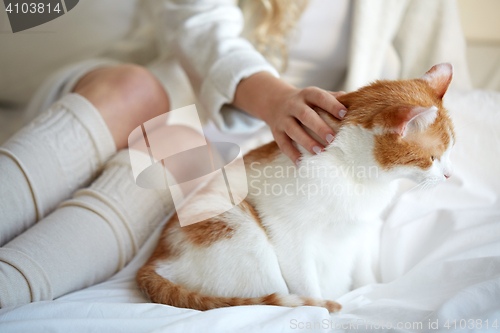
[0, 155, 36, 246]
[0, 150, 175, 308]
[0, 93, 116, 246]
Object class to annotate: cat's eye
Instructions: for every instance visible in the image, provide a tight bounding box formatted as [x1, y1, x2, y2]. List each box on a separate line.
[431, 156, 435, 161]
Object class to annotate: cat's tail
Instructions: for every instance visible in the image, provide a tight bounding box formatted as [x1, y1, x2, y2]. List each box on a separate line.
[136, 263, 341, 313]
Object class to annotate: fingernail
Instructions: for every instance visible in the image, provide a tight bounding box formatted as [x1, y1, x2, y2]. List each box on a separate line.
[313, 146, 322, 154]
[339, 109, 347, 118]
[326, 134, 334, 144]
[295, 159, 300, 167]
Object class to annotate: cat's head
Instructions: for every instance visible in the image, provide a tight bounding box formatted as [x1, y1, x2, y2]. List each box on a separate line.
[334, 63, 455, 186]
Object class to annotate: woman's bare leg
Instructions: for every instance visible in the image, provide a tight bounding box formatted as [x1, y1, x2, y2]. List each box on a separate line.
[0, 63, 225, 308]
[0, 64, 170, 246]
[130, 124, 218, 196]
[0, 121, 218, 309]
[73, 64, 171, 150]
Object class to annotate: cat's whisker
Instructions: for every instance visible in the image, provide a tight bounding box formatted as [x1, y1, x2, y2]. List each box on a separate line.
[402, 181, 426, 196]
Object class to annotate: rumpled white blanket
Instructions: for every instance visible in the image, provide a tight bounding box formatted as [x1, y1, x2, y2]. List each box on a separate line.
[1, 90, 499, 333]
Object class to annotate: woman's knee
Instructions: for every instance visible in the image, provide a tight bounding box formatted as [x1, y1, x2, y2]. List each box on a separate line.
[130, 124, 217, 195]
[73, 64, 170, 149]
[109, 64, 169, 111]
[130, 124, 206, 159]
[74, 64, 168, 109]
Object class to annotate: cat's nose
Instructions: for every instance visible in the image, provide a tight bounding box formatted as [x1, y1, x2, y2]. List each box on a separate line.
[444, 165, 453, 179]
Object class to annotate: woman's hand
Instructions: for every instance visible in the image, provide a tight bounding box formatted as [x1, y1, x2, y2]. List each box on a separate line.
[233, 72, 347, 165]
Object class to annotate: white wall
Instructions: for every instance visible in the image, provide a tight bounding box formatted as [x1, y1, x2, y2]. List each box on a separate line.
[458, 0, 500, 42]
[457, 0, 500, 91]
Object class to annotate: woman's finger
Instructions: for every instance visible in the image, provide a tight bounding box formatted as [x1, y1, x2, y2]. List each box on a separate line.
[303, 87, 347, 120]
[284, 119, 325, 156]
[328, 91, 346, 98]
[274, 131, 302, 166]
[295, 106, 336, 145]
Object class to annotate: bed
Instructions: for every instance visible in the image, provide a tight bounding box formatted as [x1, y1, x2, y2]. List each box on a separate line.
[1, 89, 499, 332]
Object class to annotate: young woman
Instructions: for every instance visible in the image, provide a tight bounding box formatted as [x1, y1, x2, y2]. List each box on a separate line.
[0, 0, 470, 308]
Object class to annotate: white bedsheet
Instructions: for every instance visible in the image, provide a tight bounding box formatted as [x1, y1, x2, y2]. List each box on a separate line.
[1, 90, 500, 333]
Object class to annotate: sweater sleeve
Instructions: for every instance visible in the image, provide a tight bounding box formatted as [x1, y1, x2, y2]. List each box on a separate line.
[160, 0, 280, 133]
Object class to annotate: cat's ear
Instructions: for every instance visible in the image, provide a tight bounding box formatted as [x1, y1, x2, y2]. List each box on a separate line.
[392, 106, 438, 137]
[421, 63, 453, 99]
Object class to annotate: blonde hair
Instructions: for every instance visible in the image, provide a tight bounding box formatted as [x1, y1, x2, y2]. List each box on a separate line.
[243, 0, 308, 72]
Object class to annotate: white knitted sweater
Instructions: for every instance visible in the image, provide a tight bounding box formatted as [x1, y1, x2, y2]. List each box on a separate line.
[157, 0, 471, 133]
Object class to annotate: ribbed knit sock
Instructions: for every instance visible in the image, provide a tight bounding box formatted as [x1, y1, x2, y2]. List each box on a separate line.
[0, 93, 116, 246]
[0, 149, 175, 308]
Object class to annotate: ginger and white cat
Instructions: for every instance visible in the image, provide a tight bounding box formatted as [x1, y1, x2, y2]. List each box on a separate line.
[137, 63, 455, 312]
